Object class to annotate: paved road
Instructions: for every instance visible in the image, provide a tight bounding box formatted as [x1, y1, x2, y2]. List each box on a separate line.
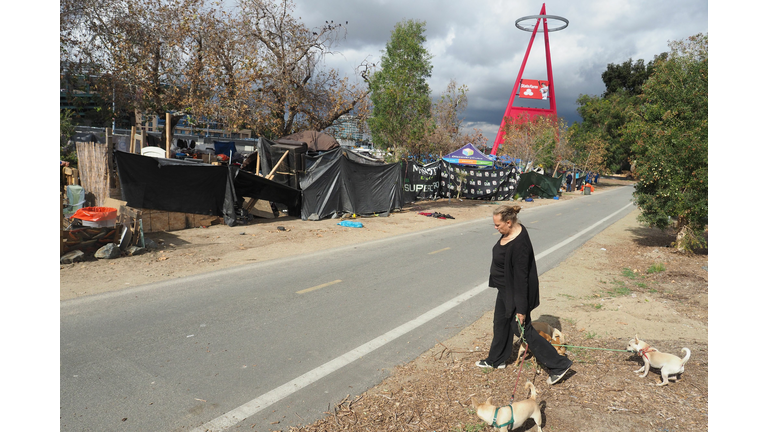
[60, 185, 636, 431]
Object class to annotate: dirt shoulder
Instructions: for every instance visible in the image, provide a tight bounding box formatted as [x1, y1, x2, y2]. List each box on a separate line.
[279, 205, 708, 432]
[59, 178, 709, 431]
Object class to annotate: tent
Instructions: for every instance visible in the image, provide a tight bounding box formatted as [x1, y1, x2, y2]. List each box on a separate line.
[299, 148, 402, 220]
[115, 151, 301, 226]
[516, 171, 564, 199]
[439, 161, 519, 200]
[442, 143, 494, 166]
[278, 130, 340, 152]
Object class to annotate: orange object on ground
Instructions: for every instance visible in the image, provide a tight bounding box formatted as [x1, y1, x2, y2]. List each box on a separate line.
[581, 184, 594, 193]
[71, 207, 117, 221]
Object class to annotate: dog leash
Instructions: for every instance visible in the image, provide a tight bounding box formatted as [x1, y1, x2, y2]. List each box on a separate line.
[510, 317, 528, 402]
[550, 343, 634, 353]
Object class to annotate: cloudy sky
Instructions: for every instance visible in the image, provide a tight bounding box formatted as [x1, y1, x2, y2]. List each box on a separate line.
[288, 0, 708, 142]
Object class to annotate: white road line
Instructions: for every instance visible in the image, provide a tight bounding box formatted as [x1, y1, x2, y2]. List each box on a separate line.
[190, 201, 635, 432]
[428, 247, 451, 255]
[296, 279, 342, 294]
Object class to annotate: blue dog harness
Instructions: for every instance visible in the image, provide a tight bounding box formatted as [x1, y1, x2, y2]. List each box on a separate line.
[492, 405, 514, 428]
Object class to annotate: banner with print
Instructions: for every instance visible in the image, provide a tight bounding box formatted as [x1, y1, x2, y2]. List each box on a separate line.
[438, 161, 519, 200]
[402, 161, 440, 202]
[519, 79, 550, 100]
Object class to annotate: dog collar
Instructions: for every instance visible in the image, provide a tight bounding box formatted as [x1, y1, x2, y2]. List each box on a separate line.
[492, 405, 514, 428]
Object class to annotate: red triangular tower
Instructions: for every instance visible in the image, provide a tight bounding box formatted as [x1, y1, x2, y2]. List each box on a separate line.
[491, 3, 564, 156]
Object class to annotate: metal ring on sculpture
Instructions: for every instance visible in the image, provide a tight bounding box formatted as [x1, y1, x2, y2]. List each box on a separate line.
[514, 15, 569, 32]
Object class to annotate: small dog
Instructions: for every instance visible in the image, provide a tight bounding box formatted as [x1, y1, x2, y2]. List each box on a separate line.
[626, 335, 691, 386]
[512, 321, 566, 370]
[471, 381, 542, 432]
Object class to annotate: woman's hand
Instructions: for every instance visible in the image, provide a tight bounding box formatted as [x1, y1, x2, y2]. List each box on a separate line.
[516, 313, 526, 324]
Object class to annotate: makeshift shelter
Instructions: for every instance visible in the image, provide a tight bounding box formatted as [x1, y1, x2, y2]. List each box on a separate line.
[299, 148, 402, 220]
[439, 161, 519, 200]
[243, 137, 308, 189]
[442, 143, 494, 167]
[115, 151, 301, 226]
[402, 161, 440, 202]
[516, 171, 564, 199]
[278, 130, 340, 153]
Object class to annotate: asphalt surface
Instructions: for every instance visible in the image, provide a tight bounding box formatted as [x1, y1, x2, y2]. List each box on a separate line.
[60, 185, 636, 431]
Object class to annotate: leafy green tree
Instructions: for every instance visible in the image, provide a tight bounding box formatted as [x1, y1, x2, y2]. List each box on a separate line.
[601, 56, 666, 97]
[571, 54, 667, 173]
[625, 33, 708, 251]
[368, 19, 433, 160]
[571, 93, 636, 172]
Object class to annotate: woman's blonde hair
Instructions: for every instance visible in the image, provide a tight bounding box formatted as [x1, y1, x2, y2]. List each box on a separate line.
[493, 205, 522, 224]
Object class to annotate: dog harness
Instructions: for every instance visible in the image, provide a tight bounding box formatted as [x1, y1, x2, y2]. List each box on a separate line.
[492, 405, 514, 429]
[639, 347, 657, 360]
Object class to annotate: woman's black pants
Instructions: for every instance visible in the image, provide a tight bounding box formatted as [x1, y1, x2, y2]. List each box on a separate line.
[486, 292, 571, 371]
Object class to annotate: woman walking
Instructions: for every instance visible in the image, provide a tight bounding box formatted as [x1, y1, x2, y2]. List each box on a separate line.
[475, 205, 572, 385]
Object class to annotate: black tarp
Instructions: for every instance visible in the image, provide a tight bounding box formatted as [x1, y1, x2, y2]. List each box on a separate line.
[115, 151, 301, 226]
[438, 161, 519, 200]
[403, 161, 440, 202]
[516, 171, 564, 199]
[230, 168, 301, 216]
[299, 148, 402, 220]
[256, 137, 307, 189]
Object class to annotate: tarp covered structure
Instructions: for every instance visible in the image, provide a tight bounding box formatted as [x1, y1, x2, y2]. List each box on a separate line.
[245, 137, 308, 189]
[439, 161, 519, 200]
[299, 148, 402, 220]
[278, 130, 340, 152]
[516, 171, 564, 199]
[402, 161, 440, 202]
[442, 143, 494, 166]
[115, 151, 301, 226]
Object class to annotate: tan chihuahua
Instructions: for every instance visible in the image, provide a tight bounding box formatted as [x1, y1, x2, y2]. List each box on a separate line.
[626, 335, 691, 386]
[512, 321, 566, 371]
[471, 381, 542, 432]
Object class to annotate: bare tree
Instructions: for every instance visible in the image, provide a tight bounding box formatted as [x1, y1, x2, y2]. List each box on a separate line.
[421, 79, 488, 159]
[238, 0, 371, 138]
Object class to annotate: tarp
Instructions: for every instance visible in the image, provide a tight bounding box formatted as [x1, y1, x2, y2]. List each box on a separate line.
[516, 171, 564, 199]
[442, 143, 494, 166]
[278, 130, 340, 152]
[300, 148, 402, 220]
[213, 141, 237, 157]
[255, 137, 308, 189]
[403, 161, 440, 202]
[115, 151, 301, 227]
[439, 161, 519, 200]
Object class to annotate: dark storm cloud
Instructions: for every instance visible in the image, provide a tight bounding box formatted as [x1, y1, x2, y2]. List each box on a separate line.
[293, 0, 708, 138]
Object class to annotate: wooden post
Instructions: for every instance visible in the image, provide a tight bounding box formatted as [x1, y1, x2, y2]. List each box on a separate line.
[130, 126, 136, 153]
[165, 113, 172, 159]
[139, 129, 146, 153]
[255, 152, 261, 176]
[266, 151, 289, 180]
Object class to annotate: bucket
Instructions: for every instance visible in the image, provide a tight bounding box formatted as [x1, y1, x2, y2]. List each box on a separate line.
[583, 188, 591, 195]
[71, 207, 118, 228]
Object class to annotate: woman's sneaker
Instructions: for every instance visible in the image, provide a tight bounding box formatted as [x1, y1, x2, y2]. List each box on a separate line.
[475, 360, 506, 369]
[547, 363, 572, 384]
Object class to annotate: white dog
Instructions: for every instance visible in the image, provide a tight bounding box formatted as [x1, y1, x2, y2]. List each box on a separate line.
[626, 335, 690, 386]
